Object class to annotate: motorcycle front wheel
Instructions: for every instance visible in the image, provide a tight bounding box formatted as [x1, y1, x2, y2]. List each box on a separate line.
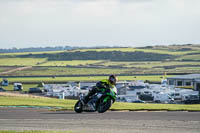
[74, 100, 83, 113]
[97, 98, 112, 113]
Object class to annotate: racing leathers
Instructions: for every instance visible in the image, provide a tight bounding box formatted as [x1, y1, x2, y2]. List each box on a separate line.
[83, 79, 116, 104]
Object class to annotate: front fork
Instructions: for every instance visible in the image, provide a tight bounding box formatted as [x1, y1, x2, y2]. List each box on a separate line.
[79, 94, 85, 105]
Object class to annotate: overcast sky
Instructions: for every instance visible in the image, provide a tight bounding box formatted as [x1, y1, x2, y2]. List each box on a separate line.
[0, 0, 200, 48]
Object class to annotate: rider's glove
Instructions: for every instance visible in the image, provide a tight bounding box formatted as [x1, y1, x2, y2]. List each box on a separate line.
[105, 89, 111, 93]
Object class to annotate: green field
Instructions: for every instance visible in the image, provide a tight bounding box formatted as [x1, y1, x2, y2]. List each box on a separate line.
[1, 59, 200, 76]
[0, 58, 47, 66]
[0, 67, 11, 72]
[74, 47, 198, 55]
[100, 61, 200, 68]
[12, 67, 128, 76]
[1, 57, 200, 67]
[5, 66, 199, 77]
[38, 60, 104, 66]
[1, 75, 171, 84]
[0, 95, 200, 111]
[0, 61, 200, 79]
[176, 54, 200, 60]
[0, 46, 199, 82]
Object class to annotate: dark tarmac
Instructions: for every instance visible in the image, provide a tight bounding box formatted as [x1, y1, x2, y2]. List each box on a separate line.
[0, 108, 200, 133]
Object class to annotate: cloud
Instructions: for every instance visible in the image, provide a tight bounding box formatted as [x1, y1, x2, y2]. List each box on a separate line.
[0, 0, 200, 48]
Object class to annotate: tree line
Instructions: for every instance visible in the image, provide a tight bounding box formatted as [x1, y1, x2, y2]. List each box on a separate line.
[0, 46, 77, 53]
[17, 51, 175, 61]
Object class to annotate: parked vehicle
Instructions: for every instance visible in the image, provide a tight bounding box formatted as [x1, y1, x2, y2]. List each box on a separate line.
[139, 94, 154, 101]
[28, 88, 42, 93]
[13, 83, 23, 91]
[117, 95, 145, 103]
[182, 93, 200, 104]
[132, 100, 146, 103]
[0, 87, 6, 92]
[153, 93, 174, 103]
[80, 86, 92, 90]
[1, 78, 9, 86]
[74, 87, 117, 113]
[170, 92, 182, 100]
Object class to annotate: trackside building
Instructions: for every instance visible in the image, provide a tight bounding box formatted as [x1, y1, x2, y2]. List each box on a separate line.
[167, 74, 200, 91]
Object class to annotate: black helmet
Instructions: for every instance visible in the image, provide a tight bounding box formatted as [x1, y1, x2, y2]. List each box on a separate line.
[108, 75, 117, 85]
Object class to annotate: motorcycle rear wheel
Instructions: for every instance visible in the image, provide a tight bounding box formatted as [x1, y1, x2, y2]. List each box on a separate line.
[97, 99, 112, 113]
[74, 100, 83, 113]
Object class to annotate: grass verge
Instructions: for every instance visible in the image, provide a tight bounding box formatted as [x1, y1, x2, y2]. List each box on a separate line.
[111, 102, 200, 112]
[0, 94, 75, 110]
[0, 93, 200, 111]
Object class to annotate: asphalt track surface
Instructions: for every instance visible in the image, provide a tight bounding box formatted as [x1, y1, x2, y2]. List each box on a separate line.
[0, 108, 200, 133]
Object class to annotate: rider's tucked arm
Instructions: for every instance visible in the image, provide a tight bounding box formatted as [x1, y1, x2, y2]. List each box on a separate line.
[96, 81, 109, 90]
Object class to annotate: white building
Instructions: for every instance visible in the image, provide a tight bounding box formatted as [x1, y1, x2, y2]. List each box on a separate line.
[167, 74, 200, 91]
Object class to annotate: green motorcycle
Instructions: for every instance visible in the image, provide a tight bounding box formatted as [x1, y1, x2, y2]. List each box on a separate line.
[74, 87, 117, 113]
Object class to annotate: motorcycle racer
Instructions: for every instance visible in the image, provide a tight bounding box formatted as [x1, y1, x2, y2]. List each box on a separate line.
[82, 74, 118, 104]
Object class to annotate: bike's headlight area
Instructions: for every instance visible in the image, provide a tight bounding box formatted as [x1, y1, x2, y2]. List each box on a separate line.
[112, 87, 117, 94]
[97, 93, 103, 98]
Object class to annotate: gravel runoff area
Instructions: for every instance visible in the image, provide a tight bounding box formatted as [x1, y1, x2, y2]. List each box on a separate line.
[0, 108, 200, 133]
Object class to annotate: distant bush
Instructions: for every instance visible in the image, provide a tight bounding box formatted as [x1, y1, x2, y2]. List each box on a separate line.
[17, 51, 175, 61]
[186, 52, 200, 55]
[176, 48, 192, 51]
